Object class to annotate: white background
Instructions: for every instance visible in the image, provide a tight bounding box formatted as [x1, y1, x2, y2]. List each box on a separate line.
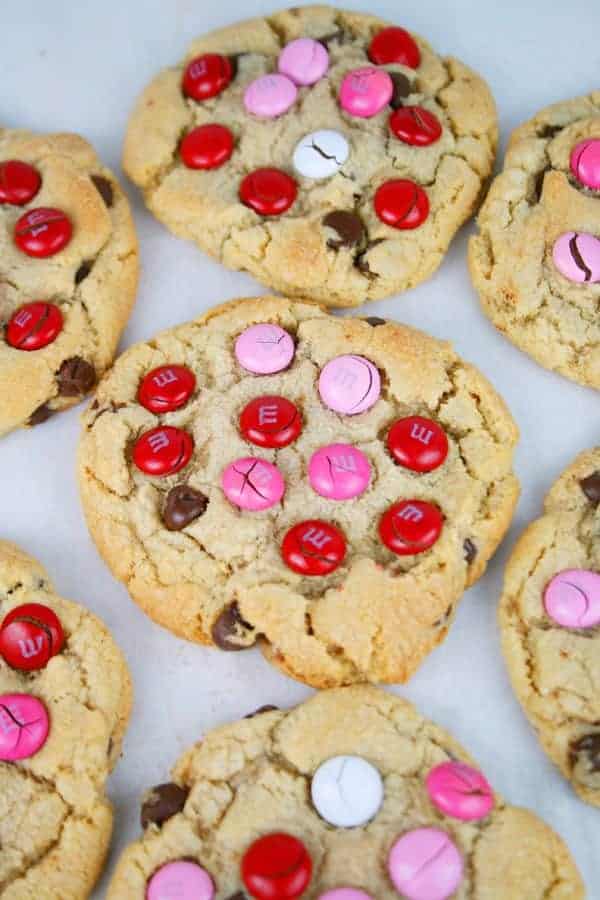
[2, 0, 599, 896]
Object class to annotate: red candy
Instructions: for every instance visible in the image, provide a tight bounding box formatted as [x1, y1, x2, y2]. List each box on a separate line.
[132, 426, 194, 477]
[138, 365, 196, 414]
[379, 500, 443, 555]
[240, 168, 297, 216]
[390, 106, 442, 147]
[368, 26, 421, 68]
[14, 207, 72, 258]
[6, 302, 63, 351]
[0, 160, 41, 205]
[182, 53, 233, 101]
[180, 124, 235, 170]
[0, 603, 64, 671]
[387, 416, 448, 473]
[374, 179, 429, 229]
[239, 396, 302, 449]
[281, 520, 346, 576]
[242, 833, 312, 900]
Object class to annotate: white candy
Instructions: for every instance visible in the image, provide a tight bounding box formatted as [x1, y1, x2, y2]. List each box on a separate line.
[311, 755, 383, 827]
[293, 129, 349, 179]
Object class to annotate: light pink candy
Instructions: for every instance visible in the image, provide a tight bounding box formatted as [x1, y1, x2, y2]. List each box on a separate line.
[425, 761, 494, 821]
[570, 138, 600, 190]
[308, 443, 371, 499]
[244, 73, 297, 118]
[339, 67, 393, 118]
[235, 323, 295, 374]
[222, 457, 284, 511]
[0, 693, 49, 761]
[388, 828, 463, 900]
[318, 891, 373, 900]
[552, 231, 600, 284]
[318, 354, 381, 415]
[146, 861, 214, 900]
[544, 569, 600, 629]
[278, 38, 329, 86]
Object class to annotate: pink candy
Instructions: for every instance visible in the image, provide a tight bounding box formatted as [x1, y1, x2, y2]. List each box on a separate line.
[278, 38, 329, 86]
[425, 761, 494, 821]
[388, 828, 463, 900]
[544, 569, 600, 629]
[319, 354, 381, 415]
[222, 457, 285, 511]
[235, 323, 295, 374]
[552, 231, 600, 284]
[244, 73, 297, 118]
[339, 67, 393, 118]
[0, 693, 49, 761]
[570, 138, 600, 190]
[308, 443, 371, 500]
[318, 891, 373, 900]
[146, 861, 214, 900]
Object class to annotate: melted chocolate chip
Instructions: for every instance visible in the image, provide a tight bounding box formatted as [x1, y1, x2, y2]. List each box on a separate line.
[389, 72, 412, 109]
[163, 485, 209, 531]
[323, 210, 365, 249]
[141, 782, 189, 829]
[91, 174, 114, 207]
[28, 403, 54, 426]
[570, 733, 600, 772]
[75, 260, 93, 284]
[537, 123, 563, 139]
[212, 603, 254, 651]
[56, 357, 96, 397]
[363, 316, 387, 327]
[464, 539, 477, 564]
[244, 705, 279, 719]
[354, 239, 385, 278]
[580, 471, 600, 505]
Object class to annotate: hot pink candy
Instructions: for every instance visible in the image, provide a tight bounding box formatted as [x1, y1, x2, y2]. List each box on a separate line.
[0, 693, 49, 761]
[244, 73, 297, 118]
[222, 457, 285, 511]
[278, 37, 329, 85]
[318, 891, 373, 900]
[552, 231, 600, 283]
[570, 138, 600, 190]
[388, 828, 463, 900]
[318, 355, 381, 415]
[146, 861, 214, 900]
[308, 443, 371, 499]
[544, 568, 600, 629]
[339, 67, 393, 118]
[426, 761, 494, 821]
[235, 323, 295, 374]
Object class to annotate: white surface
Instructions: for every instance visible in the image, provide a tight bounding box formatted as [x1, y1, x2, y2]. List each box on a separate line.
[1, 0, 599, 896]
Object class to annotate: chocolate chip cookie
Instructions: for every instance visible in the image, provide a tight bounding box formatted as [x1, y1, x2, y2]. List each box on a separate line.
[0, 128, 139, 436]
[469, 92, 600, 389]
[0, 540, 132, 898]
[78, 296, 518, 688]
[123, 5, 497, 307]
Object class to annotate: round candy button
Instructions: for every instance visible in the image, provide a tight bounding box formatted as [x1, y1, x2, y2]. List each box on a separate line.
[240, 168, 297, 216]
[138, 365, 196, 414]
[388, 828, 463, 900]
[146, 861, 214, 900]
[308, 444, 371, 500]
[235, 323, 295, 374]
[281, 520, 346, 576]
[182, 53, 233, 101]
[0, 160, 41, 205]
[543, 569, 600, 629]
[14, 207, 72, 258]
[318, 891, 373, 900]
[318, 355, 381, 415]
[239, 396, 302, 449]
[426, 761, 494, 821]
[570, 138, 600, 191]
[339, 67, 393, 118]
[387, 416, 448, 473]
[0, 603, 64, 672]
[552, 231, 600, 284]
[374, 180, 429, 229]
[368, 26, 421, 68]
[379, 500, 443, 556]
[0, 694, 49, 761]
[242, 833, 312, 900]
[311, 755, 383, 827]
[6, 302, 63, 351]
[132, 426, 194, 477]
[278, 37, 329, 86]
[293, 130, 349, 180]
[390, 106, 442, 147]
[180, 124, 234, 170]
[222, 457, 285, 512]
[244, 74, 298, 118]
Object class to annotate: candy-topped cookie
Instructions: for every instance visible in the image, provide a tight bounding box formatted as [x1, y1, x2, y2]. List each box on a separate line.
[500, 447, 600, 807]
[0, 128, 139, 436]
[470, 92, 600, 389]
[123, 6, 497, 307]
[78, 296, 518, 687]
[0, 541, 132, 898]
[106, 686, 583, 899]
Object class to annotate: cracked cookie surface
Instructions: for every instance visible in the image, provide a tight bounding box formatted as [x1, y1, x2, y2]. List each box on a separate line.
[469, 92, 600, 389]
[0, 129, 139, 436]
[78, 296, 519, 688]
[500, 447, 600, 808]
[123, 5, 497, 307]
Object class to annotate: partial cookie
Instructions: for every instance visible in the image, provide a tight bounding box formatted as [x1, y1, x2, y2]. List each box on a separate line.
[123, 5, 497, 307]
[500, 447, 600, 807]
[469, 92, 600, 388]
[107, 685, 583, 899]
[78, 296, 518, 688]
[0, 129, 139, 435]
[0, 541, 132, 898]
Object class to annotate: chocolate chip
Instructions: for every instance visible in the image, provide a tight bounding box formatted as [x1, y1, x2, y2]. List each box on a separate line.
[75, 260, 93, 284]
[56, 357, 96, 397]
[163, 485, 209, 531]
[212, 603, 254, 651]
[363, 316, 387, 327]
[389, 72, 412, 109]
[91, 174, 114, 207]
[141, 782, 189, 829]
[28, 403, 54, 426]
[244, 705, 279, 719]
[537, 123, 563, 139]
[107, 736, 114, 757]
[323, 210, 365, 249]
[569, 733, 600, 772]
[580, 471, 600, 505]
[464, 539, 477, 564]
[354, 239, 385, 279]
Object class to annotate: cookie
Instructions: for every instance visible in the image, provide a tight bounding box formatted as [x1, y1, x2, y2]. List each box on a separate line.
[0, 541, 132, 898]
[123, 5, 497, 307]
[78, 296, 519, 688]
[500, 447, 600, 807]
[0, 128, 139, 436]
[469, 92, 600, 389]
[106, 686, 583, 899]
